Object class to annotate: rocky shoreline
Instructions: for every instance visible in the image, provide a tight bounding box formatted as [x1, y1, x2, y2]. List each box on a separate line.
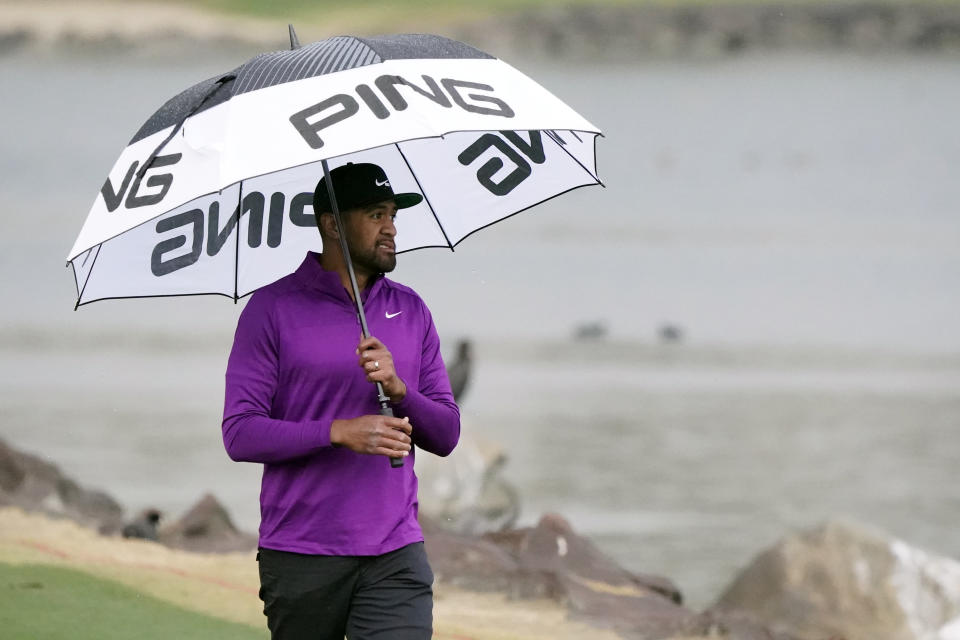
[3, 436, 960, 639]
[459, 1, 960, 61]
[2, 1, 960, 60]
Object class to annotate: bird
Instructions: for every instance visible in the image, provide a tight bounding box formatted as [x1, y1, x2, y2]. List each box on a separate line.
[573, 321, 608, 341]
[122, 508, 161, 541]
[446, 339, 473, 404]
[658, 324, 685, 344]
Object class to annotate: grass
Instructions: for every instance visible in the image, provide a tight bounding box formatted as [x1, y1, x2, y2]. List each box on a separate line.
[0, 563, 267, 640]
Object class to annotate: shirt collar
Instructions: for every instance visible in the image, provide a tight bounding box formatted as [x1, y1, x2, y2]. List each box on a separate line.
[294, 252, 386, 304]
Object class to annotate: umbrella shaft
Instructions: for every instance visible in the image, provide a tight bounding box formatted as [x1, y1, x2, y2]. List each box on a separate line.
[321, 159, 393, 414]
[323, 161, 369, 333]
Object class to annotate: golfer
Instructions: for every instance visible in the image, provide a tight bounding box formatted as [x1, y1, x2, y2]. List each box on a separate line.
[222, 162, 460, 639]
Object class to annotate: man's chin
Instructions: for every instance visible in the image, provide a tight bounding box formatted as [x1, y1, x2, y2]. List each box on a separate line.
[363, 257, 397, 274]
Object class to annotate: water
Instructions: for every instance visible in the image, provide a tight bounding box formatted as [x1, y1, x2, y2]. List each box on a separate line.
[1, 48, 958, 609]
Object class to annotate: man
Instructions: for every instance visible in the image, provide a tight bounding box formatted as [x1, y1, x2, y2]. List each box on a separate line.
[222, 162, 460, 640]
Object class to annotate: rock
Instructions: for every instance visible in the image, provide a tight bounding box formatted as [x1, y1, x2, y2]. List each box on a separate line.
[158, 493, 257, 553]
[417, 426, 520, 535]
[712, 519, 960, 640]
[427, 512, 697, 638]
[685, 609, 802, 640]
[423, 521, 521, 593]
[0, 437, 123, 534]
[0, 442, 260, 551]
[0, 440, 26, 491]
[502, 513, 693, 635]
[498, 513, 683, 603]
[55, 477, 125, 535]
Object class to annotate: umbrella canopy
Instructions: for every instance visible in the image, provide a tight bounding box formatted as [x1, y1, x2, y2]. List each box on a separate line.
[68, 33, 602, 306]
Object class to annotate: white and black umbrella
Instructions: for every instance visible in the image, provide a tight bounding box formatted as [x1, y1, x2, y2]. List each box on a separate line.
[67, 31, 602, 308]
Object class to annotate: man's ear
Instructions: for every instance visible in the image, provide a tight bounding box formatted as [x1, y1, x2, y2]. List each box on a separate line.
[318, 211, 339, 239]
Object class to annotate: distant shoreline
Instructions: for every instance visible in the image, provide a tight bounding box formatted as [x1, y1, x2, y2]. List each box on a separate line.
[2, 1, 960, 59]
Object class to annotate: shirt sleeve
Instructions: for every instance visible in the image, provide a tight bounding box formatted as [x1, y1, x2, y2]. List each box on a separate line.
[393, 301, 461, 457]
[221, 292, 332, 463]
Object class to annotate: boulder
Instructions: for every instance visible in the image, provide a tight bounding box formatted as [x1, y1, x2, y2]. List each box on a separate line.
[54, 476, 125, 534]
[0, 437, 123, 534]
[427, 512, 698, 638]
[158, 493, 257, 553]
[0, 440, 26, 491]
[417, 427, 520, 535]
[492, 513, 683, 602]
[712, 519, 960, 640]
[501, 513, 694, 636]
[422, 518, 521, 592]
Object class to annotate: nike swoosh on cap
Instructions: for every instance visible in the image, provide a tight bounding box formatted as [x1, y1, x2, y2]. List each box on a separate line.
[386, 311, 402, 319]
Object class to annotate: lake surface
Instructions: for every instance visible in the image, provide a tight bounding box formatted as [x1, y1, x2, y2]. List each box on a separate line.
[1, 48, 958, 608]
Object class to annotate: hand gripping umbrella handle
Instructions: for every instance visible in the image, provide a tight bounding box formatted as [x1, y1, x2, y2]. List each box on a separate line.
[323, 159, 403, 469]
[380, 403, 404, 469]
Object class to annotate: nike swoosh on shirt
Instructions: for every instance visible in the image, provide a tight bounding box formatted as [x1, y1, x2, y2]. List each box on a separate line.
[386, 311, 403, 319]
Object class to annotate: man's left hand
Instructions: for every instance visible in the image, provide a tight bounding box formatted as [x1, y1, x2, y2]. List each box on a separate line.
[357, 336, 407, 403]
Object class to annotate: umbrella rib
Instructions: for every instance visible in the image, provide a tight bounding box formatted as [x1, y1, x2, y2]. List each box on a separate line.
[69, 245, 97, 298]
[136, 74, 235, 184]
[68, 262, 78, 299]
[73, 244, 102, 310]
[589, 132, 604, 187]
[75, 291, 242, 308]
[545, 129, 604, 186]
[450, 181, 600, 251]
[394, 143, 455, 251]
[68, 256, 82, 300]
[233, 182, 243, 303]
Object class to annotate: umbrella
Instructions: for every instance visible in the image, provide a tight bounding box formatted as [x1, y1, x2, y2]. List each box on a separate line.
[67, 31, 603, 465]
[67, 31, 602, 306]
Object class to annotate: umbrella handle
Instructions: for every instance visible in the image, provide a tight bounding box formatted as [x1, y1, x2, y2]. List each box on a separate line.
[381, 404, 404, 468]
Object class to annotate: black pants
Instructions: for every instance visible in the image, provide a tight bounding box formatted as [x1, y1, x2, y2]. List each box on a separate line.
[257, 542, 433, 640]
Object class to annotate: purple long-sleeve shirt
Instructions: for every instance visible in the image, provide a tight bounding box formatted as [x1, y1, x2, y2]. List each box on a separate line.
[222, 252, 460, 556]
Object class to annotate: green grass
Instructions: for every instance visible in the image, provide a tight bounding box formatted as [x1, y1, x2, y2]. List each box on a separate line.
[0, 563, 267, 640]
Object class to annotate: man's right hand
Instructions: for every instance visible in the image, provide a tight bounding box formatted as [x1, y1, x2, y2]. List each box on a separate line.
[330, 415, 412, 458]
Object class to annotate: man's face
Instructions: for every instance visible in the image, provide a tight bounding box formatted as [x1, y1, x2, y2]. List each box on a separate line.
[342, 199, 399, 275]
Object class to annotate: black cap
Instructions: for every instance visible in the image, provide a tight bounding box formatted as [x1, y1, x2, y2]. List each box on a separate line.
[313, 163, 423, 215]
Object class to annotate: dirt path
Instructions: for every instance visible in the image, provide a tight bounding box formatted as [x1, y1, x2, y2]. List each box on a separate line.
[0, 508, 621, 640]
